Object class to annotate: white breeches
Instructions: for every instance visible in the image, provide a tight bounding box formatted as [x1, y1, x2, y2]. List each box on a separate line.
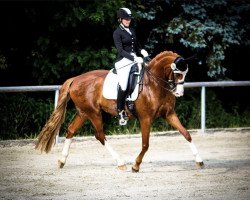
[115, 58, 134, 91]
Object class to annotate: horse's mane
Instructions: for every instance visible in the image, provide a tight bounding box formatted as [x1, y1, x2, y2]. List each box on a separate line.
[149, 50, 179, 67]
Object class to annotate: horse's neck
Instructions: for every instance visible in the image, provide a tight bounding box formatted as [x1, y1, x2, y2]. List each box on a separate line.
[144, 57, 173, 92]
[148, 52, 175, 78]
[144, 65, 166, 90]
[147, 61, 167, 80]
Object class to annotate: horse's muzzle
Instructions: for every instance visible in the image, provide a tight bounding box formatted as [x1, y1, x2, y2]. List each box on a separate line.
[174, 84, 184, 97]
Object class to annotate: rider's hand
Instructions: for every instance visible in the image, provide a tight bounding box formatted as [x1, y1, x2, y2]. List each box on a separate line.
[141, 49, 149, 58]
[134, 56, 143, 64]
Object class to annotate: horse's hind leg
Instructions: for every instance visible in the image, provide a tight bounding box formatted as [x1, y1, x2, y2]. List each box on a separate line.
[166, 111, 204, 168]
[58, 113, 87, 168]
[89, 113, 127, 171]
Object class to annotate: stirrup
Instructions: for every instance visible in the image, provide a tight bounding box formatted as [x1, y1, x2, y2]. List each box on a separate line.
[118, 110, 128, 126]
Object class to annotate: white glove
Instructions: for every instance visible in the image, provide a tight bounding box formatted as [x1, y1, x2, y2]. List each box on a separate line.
[141, 49, 149, 58]
[134, 56, 143, 64]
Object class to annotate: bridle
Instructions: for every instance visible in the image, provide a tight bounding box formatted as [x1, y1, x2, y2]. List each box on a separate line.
[144, 56, 188, 93]
[168, 57, 188, 91]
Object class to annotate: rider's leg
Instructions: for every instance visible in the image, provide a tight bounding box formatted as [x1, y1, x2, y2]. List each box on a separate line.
[117, 85, 128, 125]
[115, 58, 133, 125]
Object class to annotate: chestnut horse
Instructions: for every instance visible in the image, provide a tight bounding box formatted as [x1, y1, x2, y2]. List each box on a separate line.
[35, 50, 204, 172]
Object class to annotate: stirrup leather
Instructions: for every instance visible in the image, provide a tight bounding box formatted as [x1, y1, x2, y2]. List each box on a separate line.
[118, 110, 128, 126]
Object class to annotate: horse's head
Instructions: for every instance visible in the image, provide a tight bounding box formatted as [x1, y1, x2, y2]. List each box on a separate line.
[148, 51, 190, 97]
[168, 56, 188, 97]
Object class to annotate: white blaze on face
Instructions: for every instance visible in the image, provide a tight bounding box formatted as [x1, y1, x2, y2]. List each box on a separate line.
[173, 68, 188, 97]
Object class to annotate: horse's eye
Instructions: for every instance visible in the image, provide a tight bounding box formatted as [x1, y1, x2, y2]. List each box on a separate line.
[175, 73, 183, 79]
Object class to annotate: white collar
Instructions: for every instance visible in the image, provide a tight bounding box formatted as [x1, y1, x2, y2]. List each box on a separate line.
[120, 23, 132, 35]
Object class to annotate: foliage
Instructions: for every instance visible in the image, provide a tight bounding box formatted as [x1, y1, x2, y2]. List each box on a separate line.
[32, 45, 116, 84]
[1, 89, 249, 140]
[0, 1, 249, 140]
[0, 53, 7, 69]
[134, 0, 250, 80]
[166, 0, 250, 79]
[176, 89, 250, 129]
[1, 0, 249, 84]
[175, 90, 201, 129]
[30, 0, 125, 84]
[0, 94, 54, 139]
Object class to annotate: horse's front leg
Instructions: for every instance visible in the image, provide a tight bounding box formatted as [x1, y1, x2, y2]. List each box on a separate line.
[166, 111, 204, 168]
[132, 118, 151, 173]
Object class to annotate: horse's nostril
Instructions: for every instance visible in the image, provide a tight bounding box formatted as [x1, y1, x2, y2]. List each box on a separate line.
[175, 91, 184, 97]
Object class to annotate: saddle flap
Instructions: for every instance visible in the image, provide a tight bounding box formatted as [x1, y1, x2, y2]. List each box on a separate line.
[102, 65, 144, 101]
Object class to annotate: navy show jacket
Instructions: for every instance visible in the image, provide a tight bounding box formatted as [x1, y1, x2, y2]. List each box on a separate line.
[113, 24, 140, 62]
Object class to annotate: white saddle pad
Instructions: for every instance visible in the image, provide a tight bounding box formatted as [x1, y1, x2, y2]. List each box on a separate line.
[102, 69, 140, 101]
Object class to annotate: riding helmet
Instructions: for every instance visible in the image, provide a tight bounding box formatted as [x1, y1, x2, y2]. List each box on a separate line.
[117, 8, 132, 19]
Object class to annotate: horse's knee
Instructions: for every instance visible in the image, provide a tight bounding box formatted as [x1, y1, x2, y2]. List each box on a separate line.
[143, 144, 149, 151]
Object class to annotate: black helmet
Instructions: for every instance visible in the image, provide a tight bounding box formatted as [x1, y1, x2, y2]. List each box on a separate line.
[117, 8, 132, 19]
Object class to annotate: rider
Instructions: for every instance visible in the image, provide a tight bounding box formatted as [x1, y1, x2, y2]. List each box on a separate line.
[113, 7, 148, 125]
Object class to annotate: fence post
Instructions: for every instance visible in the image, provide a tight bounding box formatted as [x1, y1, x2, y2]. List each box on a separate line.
[201, 86, 206, 133]
[54, 89, 60, 144]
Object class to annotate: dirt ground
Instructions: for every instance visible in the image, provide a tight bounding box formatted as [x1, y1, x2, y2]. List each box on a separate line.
[0, 128, 249, 200]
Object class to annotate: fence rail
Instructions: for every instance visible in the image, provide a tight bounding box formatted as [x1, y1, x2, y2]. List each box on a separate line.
[1, 81, 250, 141]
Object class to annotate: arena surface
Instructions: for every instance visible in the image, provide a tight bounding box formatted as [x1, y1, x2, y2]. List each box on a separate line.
[0, 128, 249, 200]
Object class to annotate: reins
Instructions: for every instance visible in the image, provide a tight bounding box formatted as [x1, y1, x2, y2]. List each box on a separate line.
[66, 55, 186, 94]
[144, 66, 178, 92]
[143, 55, 189, 93]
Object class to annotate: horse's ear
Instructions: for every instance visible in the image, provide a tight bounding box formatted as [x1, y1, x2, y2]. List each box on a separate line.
[171, 63, 176, 70]
[184, 54, 197, 63]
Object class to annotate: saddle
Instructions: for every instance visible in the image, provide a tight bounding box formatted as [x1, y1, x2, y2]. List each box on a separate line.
[102, 63, 145, 116]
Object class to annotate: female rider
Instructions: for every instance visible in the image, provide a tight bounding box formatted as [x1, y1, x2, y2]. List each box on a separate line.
[113, 7, 148, 125]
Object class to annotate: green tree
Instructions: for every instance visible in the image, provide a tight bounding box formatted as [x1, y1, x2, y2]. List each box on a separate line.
[31, 0, 126, 84]
[142, 0, 250, 79]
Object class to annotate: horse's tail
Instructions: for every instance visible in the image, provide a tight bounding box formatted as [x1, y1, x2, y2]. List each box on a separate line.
[35, 77, 75, 153]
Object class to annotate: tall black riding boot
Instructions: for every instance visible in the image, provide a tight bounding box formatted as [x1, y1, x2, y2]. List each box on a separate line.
[117, 86, 128, 125]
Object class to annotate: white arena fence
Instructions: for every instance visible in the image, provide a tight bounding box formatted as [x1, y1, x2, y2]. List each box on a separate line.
[0, 81, 250, 143]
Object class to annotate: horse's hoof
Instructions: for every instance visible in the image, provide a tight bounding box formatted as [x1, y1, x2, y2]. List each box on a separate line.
[117, 164, 127, 171]
[196, 161, 204, 169]
[131, 166, 139, 173]
[58, 160, 65, 169]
